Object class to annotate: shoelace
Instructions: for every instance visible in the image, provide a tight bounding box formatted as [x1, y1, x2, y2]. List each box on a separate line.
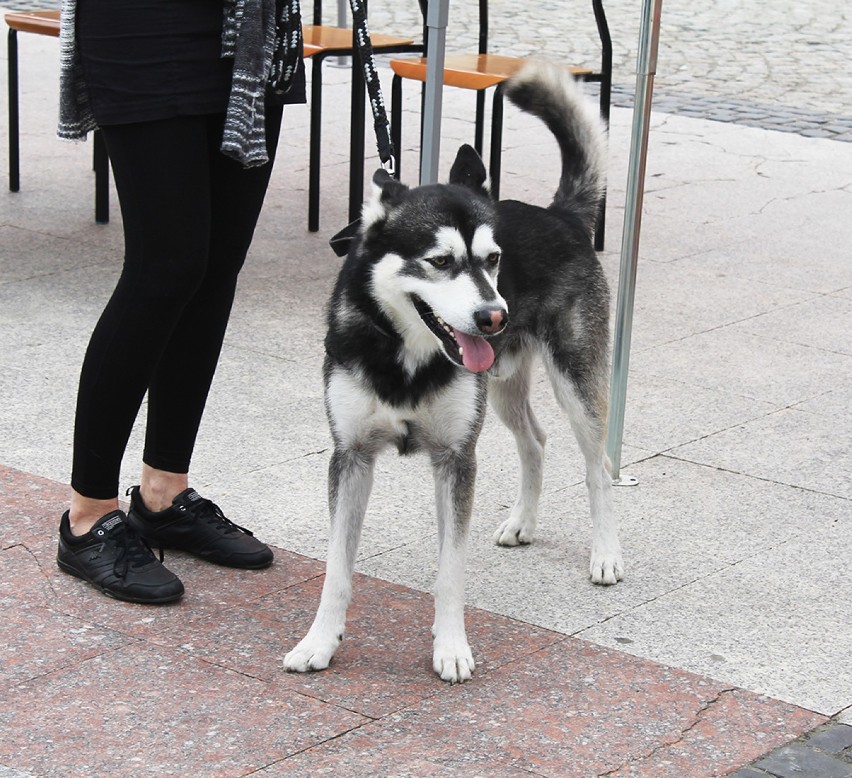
[105, 523, 163, 578]
[186, 498, 255, 537]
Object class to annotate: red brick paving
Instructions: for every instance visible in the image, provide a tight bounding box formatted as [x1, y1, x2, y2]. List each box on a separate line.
[0, 464, 826, 777]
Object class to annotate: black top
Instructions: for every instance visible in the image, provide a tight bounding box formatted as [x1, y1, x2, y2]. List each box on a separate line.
[75, 0, 302, 126]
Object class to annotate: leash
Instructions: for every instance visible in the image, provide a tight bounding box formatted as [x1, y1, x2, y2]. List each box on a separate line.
[329, 0, 396, 257]
[348, 0, 395, 174]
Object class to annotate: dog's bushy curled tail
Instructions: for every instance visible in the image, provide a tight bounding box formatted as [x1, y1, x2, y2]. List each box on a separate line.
[505, 61, 606, 236]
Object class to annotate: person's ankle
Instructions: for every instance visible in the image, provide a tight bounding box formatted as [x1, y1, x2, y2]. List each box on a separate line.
[139, 465, 188, 513]
[68, 492, 120, 536]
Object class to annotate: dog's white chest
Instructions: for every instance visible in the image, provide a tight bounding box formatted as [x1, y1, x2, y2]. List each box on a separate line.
[326, 365, 483, 451]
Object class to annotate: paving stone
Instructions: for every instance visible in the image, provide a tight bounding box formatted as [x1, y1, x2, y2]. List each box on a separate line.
[806, 723, 852, 754]
[755, 744, 852, 778]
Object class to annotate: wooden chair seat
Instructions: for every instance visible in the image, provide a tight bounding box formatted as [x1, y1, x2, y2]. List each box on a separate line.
[5, 10, 60, 36]
[303, 25, 413, 57]
[5, 9, 109, 223]
[391, 54, 591, 91]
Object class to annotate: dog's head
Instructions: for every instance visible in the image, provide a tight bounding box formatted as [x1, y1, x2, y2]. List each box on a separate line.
[357, 145, 508, 373]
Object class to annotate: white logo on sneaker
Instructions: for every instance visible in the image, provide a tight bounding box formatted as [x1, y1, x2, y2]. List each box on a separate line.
[102, 515, 123, 532]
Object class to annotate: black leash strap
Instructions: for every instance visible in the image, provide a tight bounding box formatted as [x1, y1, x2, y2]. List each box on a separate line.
[329, 0, 395, 256]
[348, 0, 395, 173]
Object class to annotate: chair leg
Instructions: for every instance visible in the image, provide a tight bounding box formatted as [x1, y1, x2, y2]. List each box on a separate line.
[474, 89, 485, 156]
[308, 55, 325, 232]
[93, 129, 109, 224]
[592, 0, 612, 251]
[391, 74, 403, 181]
[489, 85, 504, 201]
[595, 194, 606, 251]
[349, 47, 366, 224]
[8, 28, 20, 193]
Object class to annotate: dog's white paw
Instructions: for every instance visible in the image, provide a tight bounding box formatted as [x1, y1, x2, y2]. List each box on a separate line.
[589, 540, 624, 586]
[432, 637, 475, 684]
[493, 514, 536, 546]
[283, 632, 341, 673]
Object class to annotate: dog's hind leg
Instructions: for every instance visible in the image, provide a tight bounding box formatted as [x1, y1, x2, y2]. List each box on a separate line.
[543, 354, 624, 585]
[431, 446, 478, 683]
[489, 352, 547, 546]
[283, 447, 375, 672]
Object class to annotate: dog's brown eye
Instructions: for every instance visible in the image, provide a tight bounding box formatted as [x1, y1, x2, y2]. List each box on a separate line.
[486, 252, 501, 265]
[430, 255, 453, 268]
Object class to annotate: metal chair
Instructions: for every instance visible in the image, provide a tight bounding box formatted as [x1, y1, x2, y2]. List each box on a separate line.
[5, 10, 110, 224]
[389, 0, 612, 249]
[303, 2, 423, 230]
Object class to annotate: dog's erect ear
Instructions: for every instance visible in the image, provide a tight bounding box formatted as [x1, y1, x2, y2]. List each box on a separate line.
[362, 169, 409, 230]
[449, 144, 489, 195]
[373, 168, 408, 207]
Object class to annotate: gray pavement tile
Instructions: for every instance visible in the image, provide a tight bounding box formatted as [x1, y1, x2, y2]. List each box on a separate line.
[578, 508, 852, 715]
[356, 454, 841, 639]
[727, 295, 852, 357]
[623, 252, 816, 347]
[670, 406, 852, 501]
[631, 325, 852, 408]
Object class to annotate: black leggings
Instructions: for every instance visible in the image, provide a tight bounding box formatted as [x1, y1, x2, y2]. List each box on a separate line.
[71, 108, 283, 499]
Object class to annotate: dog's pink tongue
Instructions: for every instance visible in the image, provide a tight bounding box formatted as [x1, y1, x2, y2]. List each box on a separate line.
[454, 330, 495, 372]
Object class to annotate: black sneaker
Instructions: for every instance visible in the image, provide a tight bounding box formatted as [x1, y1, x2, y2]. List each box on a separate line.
[57, 510, 184, 604]
[126, 487, 273, 569]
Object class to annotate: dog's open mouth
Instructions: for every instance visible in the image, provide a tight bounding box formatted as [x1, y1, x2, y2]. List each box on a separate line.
[411, 296, 495, 373]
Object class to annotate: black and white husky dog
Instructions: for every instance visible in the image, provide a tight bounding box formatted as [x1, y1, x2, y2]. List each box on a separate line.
[284, 61, 623, 683]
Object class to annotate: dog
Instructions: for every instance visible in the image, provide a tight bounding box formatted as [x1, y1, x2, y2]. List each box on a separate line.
[284, 60, 624, 684]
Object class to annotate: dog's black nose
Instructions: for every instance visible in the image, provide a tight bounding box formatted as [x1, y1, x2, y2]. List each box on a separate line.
[474, 307, 508, 334]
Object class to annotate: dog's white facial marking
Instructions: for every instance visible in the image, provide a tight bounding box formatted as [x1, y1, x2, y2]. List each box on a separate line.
[413, 227, 504, 326]
[431, 226, 468, 262]
[370, 254, 444, 373]
[410, 274, 493, 334]
[471, 224, 501, 271]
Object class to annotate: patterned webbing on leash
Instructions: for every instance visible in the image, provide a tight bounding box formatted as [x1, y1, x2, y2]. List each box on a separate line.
[348, 0, 395, 172]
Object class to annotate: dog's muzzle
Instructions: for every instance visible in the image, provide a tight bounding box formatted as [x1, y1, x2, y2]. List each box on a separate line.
[412, 296, 508, 373]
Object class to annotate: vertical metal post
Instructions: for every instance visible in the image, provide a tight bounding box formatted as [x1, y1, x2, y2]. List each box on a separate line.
[606, 0, 663, 482]
[336, 0, 348, 66]
[420, 0, 450, 185]
[8, 29, 20, 192]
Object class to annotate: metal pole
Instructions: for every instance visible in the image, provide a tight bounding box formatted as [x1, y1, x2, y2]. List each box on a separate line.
[606, 0, 663, 483]
[420, 0, 450, 184]
[335, 0, 348, 66]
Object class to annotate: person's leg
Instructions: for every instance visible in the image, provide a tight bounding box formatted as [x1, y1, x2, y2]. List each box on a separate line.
[138, 106, 284, 511]
[69, 115, 217, 535]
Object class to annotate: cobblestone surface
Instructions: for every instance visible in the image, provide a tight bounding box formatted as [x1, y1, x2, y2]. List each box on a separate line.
[372, 0, 852, 141]
[728, 722, 852, 778]
[5, 0, 851, 139]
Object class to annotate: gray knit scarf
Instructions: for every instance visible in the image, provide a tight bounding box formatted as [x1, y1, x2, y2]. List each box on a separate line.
[58, 0, 302, 168]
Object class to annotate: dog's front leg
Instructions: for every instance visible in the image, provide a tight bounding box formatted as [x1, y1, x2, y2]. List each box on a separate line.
[431, 447, 477, 683]
[284, 448, 375, 673]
